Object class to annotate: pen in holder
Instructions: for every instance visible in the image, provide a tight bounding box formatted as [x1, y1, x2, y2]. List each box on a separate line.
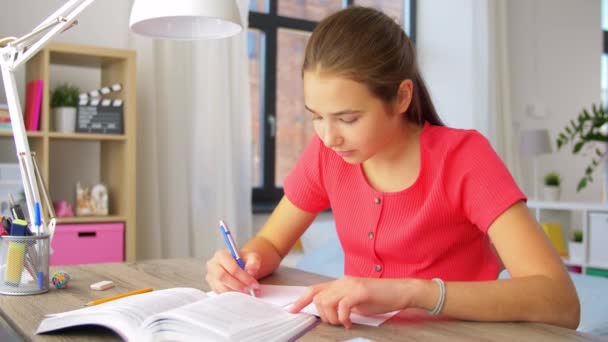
[0, 233, 49, 295]
[0, 151, 55, 295]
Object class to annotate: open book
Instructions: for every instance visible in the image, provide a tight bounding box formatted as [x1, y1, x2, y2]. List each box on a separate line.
[36, 287, 317, 342]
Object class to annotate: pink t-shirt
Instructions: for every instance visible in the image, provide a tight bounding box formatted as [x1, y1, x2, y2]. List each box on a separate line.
[283, 122, 526, 281]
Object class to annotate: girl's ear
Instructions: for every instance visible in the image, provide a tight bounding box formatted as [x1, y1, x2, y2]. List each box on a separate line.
[395, 79, 413, 114]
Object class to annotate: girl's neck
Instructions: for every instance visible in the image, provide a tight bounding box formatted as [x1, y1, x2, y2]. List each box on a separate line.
[362, 121, 423, 192]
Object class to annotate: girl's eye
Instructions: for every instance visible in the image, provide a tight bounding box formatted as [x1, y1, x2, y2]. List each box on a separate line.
[311, 115, 322, 121]
[340, 116, 358, 124]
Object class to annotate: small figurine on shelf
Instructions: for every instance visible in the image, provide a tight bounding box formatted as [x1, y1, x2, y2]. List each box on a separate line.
[90, 183, 109, 216]
[53, 200, 74, 217]
[76, 182, 108, 216]
[76, 182, 92, 216]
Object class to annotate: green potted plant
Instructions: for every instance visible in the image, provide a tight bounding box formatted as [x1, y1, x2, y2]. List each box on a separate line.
[543, 171, 561, 201]
[51, 83, 80, 132]
[556, 103, 608, 192]
[568, 229, 583, 263]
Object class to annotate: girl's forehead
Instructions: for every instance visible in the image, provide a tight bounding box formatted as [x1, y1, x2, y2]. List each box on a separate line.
[304, 72, 369, 94]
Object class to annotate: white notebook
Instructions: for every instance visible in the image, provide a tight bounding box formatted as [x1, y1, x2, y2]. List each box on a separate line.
[36, 287, 317, 342]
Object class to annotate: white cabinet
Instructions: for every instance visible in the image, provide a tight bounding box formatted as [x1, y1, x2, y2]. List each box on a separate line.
[588, 212, 608, 267]
[528, 200, 608, 274]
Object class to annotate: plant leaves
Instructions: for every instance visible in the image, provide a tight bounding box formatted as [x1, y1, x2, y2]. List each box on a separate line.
[573, 141, 585, 153]
[577, 178, 587, 192]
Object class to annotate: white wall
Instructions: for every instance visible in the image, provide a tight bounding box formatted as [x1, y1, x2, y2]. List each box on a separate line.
[417, 0, 602, 202]
[507, 0, 601, 202]
[417, 0, 477, 130]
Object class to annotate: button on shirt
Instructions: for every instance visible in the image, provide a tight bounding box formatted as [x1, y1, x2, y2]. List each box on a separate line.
[284, 122, 526, 281]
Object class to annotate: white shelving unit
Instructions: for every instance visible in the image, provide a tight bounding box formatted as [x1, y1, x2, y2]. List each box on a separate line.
[528, 200, 608, 275]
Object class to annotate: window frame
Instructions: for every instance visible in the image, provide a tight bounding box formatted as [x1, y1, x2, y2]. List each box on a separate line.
[250, 0, 417, 212]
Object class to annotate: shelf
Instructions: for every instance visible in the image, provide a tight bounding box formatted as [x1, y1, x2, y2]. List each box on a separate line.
[586, 263, 608, 270]
[0, 131, 45, 138]
[561, 257, 584, 266]
[527, 200, 608, 211]
[56, 216, 127, 224]
[16, 42, 138, 263]
[0, 131, 124, 141]
[48, 132, 126, 141]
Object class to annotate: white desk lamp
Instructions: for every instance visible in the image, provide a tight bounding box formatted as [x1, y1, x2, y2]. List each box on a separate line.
[0, 0, 242, 239]
[520, 129, 553, 200]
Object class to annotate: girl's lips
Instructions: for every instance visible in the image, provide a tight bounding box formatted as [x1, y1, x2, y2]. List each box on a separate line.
[335, 150, 354, 157]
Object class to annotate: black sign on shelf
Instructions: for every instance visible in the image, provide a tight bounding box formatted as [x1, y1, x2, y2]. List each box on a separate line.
[76, 98, 123, 134]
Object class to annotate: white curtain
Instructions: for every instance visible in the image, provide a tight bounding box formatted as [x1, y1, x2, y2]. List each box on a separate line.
[129, 0, 252, 261]
[473, 0, 522, 184]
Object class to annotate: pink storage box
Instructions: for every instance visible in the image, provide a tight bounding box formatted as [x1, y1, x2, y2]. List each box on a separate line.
[50, 223, 124, 266]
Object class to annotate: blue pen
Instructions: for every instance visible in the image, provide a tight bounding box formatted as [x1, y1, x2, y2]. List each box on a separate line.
[34, 202, 41, 235]
[219, 220, 255, 297]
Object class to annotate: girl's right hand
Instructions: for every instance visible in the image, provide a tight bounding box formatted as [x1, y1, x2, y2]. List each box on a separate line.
[205, 249, 261, 295]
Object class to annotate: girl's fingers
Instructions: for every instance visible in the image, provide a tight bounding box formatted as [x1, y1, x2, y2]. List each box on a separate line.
[289, 286, 318, 313]
[217, 250, 260, 290]
[315, 296, 340, 325]
[206, 259, 251, 293]
[242, 252, 261, 276]
[337, 298, 354, 328]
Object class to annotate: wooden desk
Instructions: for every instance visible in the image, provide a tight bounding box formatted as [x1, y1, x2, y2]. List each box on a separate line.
[0, 258, 599, 341]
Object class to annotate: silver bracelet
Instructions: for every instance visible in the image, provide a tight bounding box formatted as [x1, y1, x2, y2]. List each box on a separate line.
[428, 278, 446, 315]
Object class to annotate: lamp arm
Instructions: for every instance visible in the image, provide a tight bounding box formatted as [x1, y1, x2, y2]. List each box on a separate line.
[0, 0, 96, 237]
[0, 64, 40, 230]
[8, 0, 95, 70]
[32, 0, 88, 32]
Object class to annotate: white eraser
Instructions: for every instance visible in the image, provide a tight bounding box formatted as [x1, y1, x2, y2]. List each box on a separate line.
[90, 280, 115, 291]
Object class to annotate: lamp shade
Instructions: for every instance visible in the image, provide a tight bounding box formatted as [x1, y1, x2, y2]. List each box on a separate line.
[129, 0, 242, 40]
[520, 129, 552, 157]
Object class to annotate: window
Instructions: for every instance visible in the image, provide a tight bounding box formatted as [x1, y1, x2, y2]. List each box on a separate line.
[249, 0, 417, 211]
[603, 0, 608, 103]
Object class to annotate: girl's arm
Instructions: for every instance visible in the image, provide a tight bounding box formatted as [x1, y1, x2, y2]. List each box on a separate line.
[206, 196, 317, 293]
[413, 201, 580, 328]
[290, 201, 580, 329]
[242, 196, 318, 279]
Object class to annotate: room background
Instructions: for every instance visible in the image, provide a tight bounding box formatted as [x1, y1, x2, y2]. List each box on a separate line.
[0, 0, 603, 260]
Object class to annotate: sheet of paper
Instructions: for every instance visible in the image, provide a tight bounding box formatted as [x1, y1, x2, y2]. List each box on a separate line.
[298, 304, 398, 327]
[209, 285, 398, 327]
[206, 284, 308, 307]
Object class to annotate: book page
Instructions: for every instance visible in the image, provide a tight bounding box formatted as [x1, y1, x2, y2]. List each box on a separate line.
[210, 285, 398, 327]
[140, 291, 317, 342]
[36, 288, 207, 341]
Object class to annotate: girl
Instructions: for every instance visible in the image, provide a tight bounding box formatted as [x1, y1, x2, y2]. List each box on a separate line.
[205, 6, 580, 329]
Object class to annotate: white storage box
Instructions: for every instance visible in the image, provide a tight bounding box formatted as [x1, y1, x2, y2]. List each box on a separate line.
[588, 212, 608, 266]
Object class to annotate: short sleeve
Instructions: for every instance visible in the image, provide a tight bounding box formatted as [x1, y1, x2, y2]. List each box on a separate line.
[444, 131, 527, 232]
[283, 136, 330, 213]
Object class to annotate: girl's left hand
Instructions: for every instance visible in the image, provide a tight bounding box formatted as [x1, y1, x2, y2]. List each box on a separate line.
[289, 276, 415, 328]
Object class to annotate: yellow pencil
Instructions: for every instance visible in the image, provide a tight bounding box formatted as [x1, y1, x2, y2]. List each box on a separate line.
[85, 287, 153, 306]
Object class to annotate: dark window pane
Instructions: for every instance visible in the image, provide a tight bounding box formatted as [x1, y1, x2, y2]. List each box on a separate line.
[279, 0, 344, 21]
[250, 0, 269, 13]
[275, 28, 314, 187]
[249, 29, 265, 187]
[355, 0, 404, 25]
[602, 54, 608, 104]
[603, 0, 608, 31]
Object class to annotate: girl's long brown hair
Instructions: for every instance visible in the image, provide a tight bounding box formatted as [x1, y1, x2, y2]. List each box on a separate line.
[303, 6, 443, 126]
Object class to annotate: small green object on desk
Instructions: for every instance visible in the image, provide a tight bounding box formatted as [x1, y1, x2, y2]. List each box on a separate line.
[51, 271, 71, 289]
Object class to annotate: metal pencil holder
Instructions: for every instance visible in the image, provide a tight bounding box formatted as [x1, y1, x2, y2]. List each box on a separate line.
[0, 234, 49, 295]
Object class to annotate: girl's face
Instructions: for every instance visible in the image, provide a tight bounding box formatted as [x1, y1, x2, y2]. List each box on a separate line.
[303, 71, 411, 164]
